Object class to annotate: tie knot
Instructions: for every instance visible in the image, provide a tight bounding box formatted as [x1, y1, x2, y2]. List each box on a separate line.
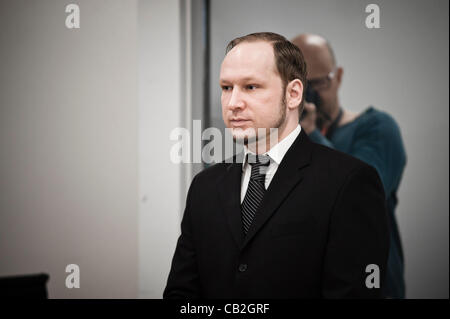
[247, 154, 271, 167]
[247, 154, 270, 181]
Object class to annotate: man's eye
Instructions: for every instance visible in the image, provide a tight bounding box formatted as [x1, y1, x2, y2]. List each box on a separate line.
[221, 86, 232, 91]
[246, 85, 257, 90]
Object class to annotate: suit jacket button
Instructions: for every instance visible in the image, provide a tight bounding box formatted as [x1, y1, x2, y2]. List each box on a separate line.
[238, 264, 248, 272]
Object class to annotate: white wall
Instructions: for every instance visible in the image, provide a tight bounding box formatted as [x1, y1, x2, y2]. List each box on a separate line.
[0, 0, 140, 298]
[0, 0, 190, 299]
[138, 0, 187, 298]
[209, 0, 449, 298]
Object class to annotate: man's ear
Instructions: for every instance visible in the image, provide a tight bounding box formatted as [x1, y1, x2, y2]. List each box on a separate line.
[286, 79, 303, 111]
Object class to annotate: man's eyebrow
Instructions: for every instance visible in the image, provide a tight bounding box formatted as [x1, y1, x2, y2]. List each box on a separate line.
[240, 76, 261, 82]
[220, 76, 262, 84]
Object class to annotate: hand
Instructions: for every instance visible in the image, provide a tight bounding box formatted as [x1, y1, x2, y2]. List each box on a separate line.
[300, 102, 317, 134]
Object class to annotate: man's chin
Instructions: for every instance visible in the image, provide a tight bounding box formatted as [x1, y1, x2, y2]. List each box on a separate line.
[231, 127, 256, 145]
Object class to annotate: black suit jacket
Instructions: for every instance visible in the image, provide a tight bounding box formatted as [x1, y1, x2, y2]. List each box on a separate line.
[164, 130, 389, 298]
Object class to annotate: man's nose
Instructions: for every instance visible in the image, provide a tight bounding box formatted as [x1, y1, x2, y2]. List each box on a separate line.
[227, 88, 245, 110]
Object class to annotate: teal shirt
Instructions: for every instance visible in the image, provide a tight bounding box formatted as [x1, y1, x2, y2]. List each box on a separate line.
[309, 107, 407, 298]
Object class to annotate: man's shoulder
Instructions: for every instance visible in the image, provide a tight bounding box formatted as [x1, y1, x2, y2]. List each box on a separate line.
[309, 142, 384, 195]
[352, 107, 406, 154]
[191, 155, 241, 184]
[357, 107, 402, 133]
[311, 141, 375, 176]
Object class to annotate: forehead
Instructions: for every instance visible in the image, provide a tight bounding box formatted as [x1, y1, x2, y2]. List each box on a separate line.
[220, 41, 278, 82]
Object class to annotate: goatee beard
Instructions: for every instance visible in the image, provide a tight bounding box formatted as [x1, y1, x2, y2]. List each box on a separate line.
[232, 96, 287, 148]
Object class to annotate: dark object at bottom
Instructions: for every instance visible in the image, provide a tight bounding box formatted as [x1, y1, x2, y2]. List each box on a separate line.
[0, 273, 49, 298]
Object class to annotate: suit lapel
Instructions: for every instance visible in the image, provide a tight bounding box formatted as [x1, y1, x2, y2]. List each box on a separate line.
[217, 153, 245, 248]
[242, 130, 313, 249]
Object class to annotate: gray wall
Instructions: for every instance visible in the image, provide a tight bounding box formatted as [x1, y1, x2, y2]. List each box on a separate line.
[0, 0, 188, 298]
[0, 0, 189, 299]
[209, 0, 449, 298]
[0, 0, 140, 298]
[138, 0, 186, 298]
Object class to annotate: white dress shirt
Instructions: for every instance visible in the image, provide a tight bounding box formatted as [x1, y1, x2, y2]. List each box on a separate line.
[240, 124, 302, 203]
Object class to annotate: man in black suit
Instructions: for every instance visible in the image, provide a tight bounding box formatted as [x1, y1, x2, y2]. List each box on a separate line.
[164, 32, 389, 299]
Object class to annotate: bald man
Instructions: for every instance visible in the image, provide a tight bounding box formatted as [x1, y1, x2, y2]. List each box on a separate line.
[292, 34, 407, 298]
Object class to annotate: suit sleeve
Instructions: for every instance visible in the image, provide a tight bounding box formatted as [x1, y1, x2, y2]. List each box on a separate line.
[322, 165, 390, 298]
[163, 176, 201, 299]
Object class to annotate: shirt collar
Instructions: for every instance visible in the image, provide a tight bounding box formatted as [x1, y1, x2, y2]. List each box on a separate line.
[242, 124, 302, 171]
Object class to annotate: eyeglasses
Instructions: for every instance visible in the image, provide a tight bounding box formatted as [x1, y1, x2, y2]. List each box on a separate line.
[307, 68, 337, 91]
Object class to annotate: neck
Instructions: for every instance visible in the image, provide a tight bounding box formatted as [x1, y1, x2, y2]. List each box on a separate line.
[322, 104, 342, 129]
[247, 119, 297, 155]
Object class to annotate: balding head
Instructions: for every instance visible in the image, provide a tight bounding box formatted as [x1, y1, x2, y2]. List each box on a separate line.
[291, 34, 336, 80]
[291, 33, 343, 118]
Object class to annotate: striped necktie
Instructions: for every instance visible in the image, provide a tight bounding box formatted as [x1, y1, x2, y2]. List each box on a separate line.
[241, 154, 271, 235]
